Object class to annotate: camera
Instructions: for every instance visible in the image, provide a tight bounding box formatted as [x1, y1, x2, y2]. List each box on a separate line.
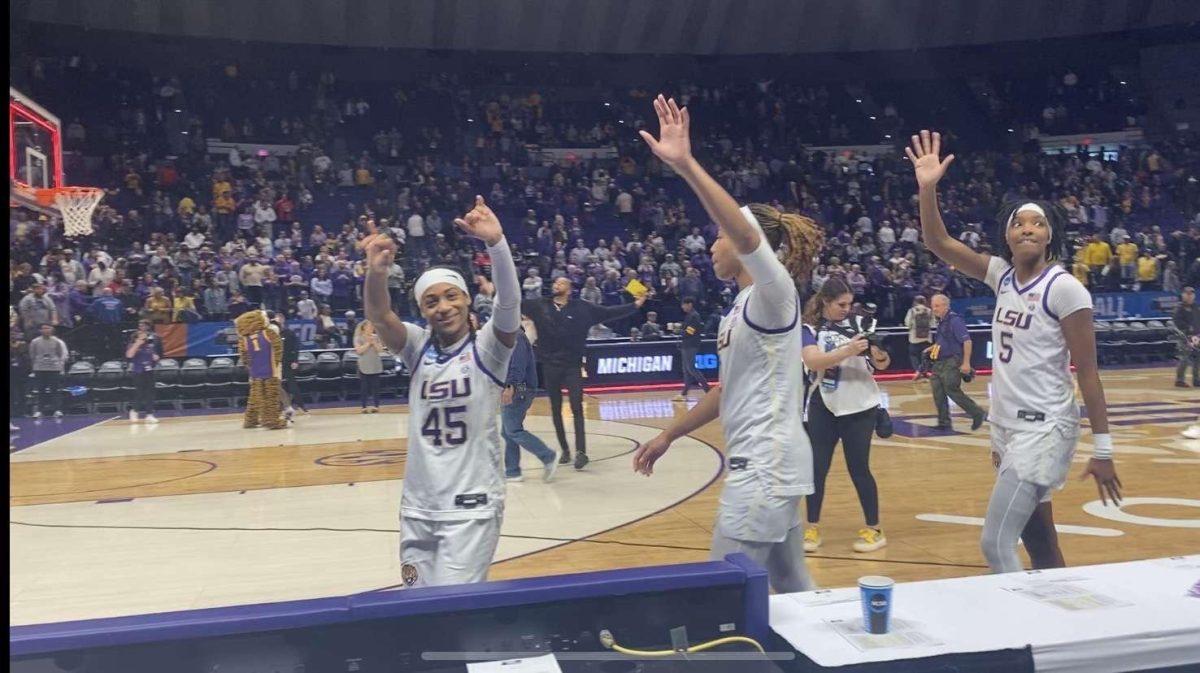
[824, 313, 886, 354]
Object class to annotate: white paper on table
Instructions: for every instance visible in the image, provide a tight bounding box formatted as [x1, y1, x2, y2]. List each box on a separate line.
[1002, 581, 1133, 611]
[825, 618, 945, 653]
[466, 653, 563, 673]
[787, 589, 860, 608]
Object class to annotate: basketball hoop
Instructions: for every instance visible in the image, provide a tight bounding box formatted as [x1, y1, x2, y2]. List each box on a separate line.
[35, 186, 103, 237]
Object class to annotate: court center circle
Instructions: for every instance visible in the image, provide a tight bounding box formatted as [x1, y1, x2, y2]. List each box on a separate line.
[1082, 497, 1200, 529]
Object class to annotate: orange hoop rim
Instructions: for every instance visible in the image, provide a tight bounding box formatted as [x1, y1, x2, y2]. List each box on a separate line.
[34, 186, 104, 208]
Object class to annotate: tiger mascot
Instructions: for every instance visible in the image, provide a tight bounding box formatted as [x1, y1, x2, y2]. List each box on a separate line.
[234, 309, 285, 430]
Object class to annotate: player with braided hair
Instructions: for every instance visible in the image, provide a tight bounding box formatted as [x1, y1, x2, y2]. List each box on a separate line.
[361, 196, 521, 587]
[632, 95, 823, 592]
[908, 130, 1121, 573]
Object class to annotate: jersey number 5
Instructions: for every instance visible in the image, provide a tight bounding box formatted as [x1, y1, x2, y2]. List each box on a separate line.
[999, 331, 1014, 363]
[422, 406, 468, 447]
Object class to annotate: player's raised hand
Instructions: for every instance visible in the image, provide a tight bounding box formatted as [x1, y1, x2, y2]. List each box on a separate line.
[633, 432, 672, 476]
[639, 95, 692, 170]
[455, 195, 504, 247]
[1079, 457, 1123, 506]
[904, 130, 955, 190]
[356, 219, 396, 274]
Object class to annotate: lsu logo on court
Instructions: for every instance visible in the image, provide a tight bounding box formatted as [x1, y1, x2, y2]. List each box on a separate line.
[315, 450, 407, 466]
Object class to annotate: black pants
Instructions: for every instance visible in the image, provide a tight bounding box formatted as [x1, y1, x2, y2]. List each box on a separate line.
[32, 371, 63, 415]
[542, 361, 586, 455]
[804, 391, 880, 527]
[11, 367, 29, 416]
[680, 346, 710, 395]
[360, 373, 381, 408]
[281, 376, 307, 411]
[244, 285, 264, 307]
[132, 371, 155, 414]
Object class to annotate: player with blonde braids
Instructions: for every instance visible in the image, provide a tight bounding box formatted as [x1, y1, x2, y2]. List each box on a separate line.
[632, 95, 822, 592]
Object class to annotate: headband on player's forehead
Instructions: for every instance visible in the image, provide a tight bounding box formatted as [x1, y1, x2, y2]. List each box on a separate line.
[414, 268, 467, 300]
[1007, 202, 1051, 243]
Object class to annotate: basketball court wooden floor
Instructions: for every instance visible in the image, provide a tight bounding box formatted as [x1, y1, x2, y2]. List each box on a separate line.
[10, 366, 1200, 626]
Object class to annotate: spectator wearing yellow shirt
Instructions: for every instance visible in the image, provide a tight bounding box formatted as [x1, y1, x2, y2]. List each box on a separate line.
[212, 175, 232, 200]
[1136, 252, 1160, 291]
[1083, 234, 1112, 283]
[1072, 259, 1091, 287]
[178, 196, 196, 218]
[354, 165, 374, 187]
[1115, 236, 1138, 282]
[124, 168, 143, 197]
[172, 290, 199, 323]
[143, 287, 172, 325]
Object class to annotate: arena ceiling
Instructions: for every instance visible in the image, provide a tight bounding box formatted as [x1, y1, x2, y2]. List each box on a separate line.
[15, 0, 1200, 55]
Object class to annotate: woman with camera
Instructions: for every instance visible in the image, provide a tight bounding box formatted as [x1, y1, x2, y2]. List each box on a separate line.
[800, 278, 890, 553]
[125, 319, 161, 423]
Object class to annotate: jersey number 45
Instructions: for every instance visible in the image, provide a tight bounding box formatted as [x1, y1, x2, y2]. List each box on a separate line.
[422, 406, 468, 447]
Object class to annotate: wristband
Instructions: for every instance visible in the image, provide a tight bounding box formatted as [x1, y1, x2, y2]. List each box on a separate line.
[1092, 433, 1113, 460]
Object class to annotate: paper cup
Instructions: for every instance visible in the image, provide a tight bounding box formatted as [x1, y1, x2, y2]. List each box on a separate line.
[859, 576, 894, 634]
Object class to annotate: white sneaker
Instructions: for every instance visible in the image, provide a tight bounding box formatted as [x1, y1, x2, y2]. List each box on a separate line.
[543, 451, 561, 483]
[9, 422, 18, 432]
[53, 411, 63, 418]
[506, 474, 524, 483]
[129, 410, 140, 423]
[144, 415, 159, 424]
[1183, 425, 1200, 440]
[31, 411, 42, 419]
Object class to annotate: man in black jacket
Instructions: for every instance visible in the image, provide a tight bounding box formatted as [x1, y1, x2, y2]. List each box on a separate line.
[674, 297, 710, 401]
[522, 277, 647, 469]
[272, 312, 309, 420]
[1173, 286, 1200, 388]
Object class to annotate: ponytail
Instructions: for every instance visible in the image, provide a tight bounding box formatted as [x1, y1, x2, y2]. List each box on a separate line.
[747, 203, 825, 289]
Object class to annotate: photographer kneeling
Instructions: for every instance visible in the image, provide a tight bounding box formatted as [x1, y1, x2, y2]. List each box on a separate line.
[800, 279, 891, 554]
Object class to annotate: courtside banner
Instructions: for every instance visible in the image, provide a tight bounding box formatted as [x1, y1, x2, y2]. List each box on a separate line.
[952, 290, 1177, 323]
[583, 340, 720, 384]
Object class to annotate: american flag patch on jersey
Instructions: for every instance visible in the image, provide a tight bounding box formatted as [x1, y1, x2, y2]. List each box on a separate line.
[1027, 292, 1040, 301]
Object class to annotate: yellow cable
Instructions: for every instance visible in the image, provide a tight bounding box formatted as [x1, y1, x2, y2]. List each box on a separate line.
[601, 631, 765, 657]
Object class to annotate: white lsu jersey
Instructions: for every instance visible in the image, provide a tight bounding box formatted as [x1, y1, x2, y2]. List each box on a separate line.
[398, 322, 513, 521]
[717, 285, 814, 500]
[984, 257, 1092, 431]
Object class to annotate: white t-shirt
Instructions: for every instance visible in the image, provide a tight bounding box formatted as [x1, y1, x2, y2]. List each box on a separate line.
[984, 257, 1092, 431]
[407, 214, 425, 237]
[802, 318, 882, 417]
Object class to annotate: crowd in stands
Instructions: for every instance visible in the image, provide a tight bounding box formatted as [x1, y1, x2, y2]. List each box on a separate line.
[9, 53, 1200, 371]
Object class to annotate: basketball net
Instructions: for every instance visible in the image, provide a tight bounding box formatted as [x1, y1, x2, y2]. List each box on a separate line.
[36, 187, 103, 237]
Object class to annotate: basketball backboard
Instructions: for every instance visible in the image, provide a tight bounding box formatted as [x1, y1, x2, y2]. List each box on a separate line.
[10, 87, 63, 215]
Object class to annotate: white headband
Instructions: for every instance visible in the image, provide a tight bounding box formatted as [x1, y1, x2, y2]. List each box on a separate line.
[414, 268, 467, 300]
[1008, 202, 1051, 243]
